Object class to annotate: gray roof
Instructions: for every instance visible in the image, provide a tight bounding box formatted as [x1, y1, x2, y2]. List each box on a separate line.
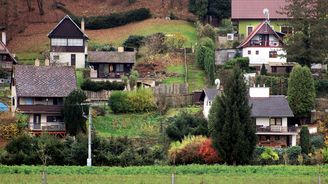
[249, 96, 294, 117]
[202, 88, 219, 101]
[88, 51, 136, 64]
[14, 65, 77, 97]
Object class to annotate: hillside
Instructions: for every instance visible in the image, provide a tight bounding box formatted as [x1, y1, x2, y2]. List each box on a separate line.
[0, 0, 194, 42]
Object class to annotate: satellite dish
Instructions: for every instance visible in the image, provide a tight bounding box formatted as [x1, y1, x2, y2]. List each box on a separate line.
[215, 79, 221, 90]
[263, 8, 270, 21]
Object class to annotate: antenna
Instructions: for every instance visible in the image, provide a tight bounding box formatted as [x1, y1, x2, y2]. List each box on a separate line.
[263, 8, 270, 21]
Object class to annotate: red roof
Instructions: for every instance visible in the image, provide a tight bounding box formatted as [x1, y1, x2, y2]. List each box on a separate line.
[232, 0, 290, 20]
[237, 21, 284, 48]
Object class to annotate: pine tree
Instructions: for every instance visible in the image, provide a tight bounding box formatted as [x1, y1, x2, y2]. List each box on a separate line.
[207, 0, 231, 22]
[209, 66, 257, 165]
[300, 126, 310, 154]
[63, 89, 88, 136]
[287, 65, 316, 120]
[260, 63, 267, 75]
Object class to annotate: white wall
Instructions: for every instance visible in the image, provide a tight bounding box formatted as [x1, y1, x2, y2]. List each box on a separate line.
[11, 84, 17, 112]
[242, 47, 286, 65]
[50, 52, 86, 68]
[249, 87, 270, 97]
[256, 118, 270, 126]
[203, 96, 212, 119]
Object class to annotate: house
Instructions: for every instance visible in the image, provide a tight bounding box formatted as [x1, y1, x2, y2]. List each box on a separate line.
[48, 15, 88, 68]
[11, 64, 77, 136]
[231, 0, 292, 39]
[200, 88, 219, 119]
[0, 31, 17, 82]
[200, 85, 297, 147]
[88, 50, 136, 81]
[237, 20, 293, 73]
[249, 86, 297, 147]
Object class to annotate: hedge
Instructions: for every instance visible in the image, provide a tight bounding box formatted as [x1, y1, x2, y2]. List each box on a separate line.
[81, 80, 125, 92]
[255, 75, 288, 95]
[71, 8, 151, 30]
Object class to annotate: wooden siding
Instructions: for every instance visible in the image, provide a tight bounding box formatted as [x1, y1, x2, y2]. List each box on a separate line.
[48, 18, 86, 39]
[17, 105, 63, 114]
[51, 45, 85, 52]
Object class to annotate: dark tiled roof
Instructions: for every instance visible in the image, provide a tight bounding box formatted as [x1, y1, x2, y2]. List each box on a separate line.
[249, 96, 294, 117]
[232, 0, 289, 20]
[14, 65, 77, 97]
[48, 15, 88, 39]
[200, 88, 219, 101]
[88, 51, 136, 64]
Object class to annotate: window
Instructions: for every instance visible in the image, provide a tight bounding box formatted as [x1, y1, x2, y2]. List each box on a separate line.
[275, 136, 280, 140]
[248, 50, 251, 55]
[47, 116, 63, 122]
[281, 26, 293, 34]
[51, 38, 67, 46]
[0, 55, 7, 61]
[256, 50, 259, 55]
[270, 118, 282, 126]
[53, 55, 59, 61]
[67, 39, 83, 46]
[269, 51, 278, 58]
[35, 97, 43, 101]
[116, 64, 124, 72]
[247, 26, 253, 35]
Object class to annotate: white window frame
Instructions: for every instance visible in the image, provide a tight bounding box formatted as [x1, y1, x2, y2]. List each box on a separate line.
[247, 26, 254, 36]
[67, 39, 83, 46]
[51, 38, 67, 46]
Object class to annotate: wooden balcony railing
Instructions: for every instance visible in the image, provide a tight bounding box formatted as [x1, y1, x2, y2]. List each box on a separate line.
[0, 62, 13, 69]
[29, 122, 66, 132]
[256, 125, 297, 133]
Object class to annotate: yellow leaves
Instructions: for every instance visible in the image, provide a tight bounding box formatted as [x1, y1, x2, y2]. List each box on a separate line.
[0, 123, 19, 140]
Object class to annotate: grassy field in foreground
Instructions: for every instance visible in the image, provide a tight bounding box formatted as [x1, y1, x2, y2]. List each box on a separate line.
[0, 174, 325, 184]
[0, 165, 327, 184]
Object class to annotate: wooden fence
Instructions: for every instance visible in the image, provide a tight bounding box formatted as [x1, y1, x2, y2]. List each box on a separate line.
[153, 84, 193, 107]
[153, 83, 189, 95]
[84, 90, 110, 102]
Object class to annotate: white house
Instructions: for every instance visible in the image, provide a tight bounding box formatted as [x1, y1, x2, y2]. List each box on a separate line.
[237, 21, 293, 73]
[200, 88, 219, 119]
[249, 86, 297, 147]
[48, 15, 89, 68]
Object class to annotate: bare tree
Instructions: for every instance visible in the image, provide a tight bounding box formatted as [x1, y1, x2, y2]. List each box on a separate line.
[36, 0, 44, 15]
[26, 0, 33, 11]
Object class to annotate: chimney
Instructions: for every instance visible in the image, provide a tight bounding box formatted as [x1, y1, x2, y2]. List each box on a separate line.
[44, 58, 50, 66]
[1, 32, 6, 45]
[118, 47, 124, 52]
[249, 86, 270, 98]
[35, 58, 40, 66]
[81, 18, 85, 32]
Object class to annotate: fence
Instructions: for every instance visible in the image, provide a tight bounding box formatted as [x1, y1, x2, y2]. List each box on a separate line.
[84, 90, 110, 102]
[153, 84, 193, 107]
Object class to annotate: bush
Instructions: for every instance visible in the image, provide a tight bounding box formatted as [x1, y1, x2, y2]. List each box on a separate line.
[322, 147, 328, 163]
[286, 146, 302, 164]
[81, 80, 125, 92]
[224, 57, 249, 71]
[168, 136, 207, 165]
[72, 8, 151, 30]
[89, 43, 116, 51]
[123, 35, 145, 49]
[300, 126, 310, 154]
[260, 147, 279, 161]
[315, 79, 328, 98]
[165, 111, 208, 141]
[198, 139, 221, 164]
[310, 134, 325, 150]
[108, 89, 156, 113]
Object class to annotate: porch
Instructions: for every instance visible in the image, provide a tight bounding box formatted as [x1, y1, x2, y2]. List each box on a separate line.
[89, 63, 132, 79]
[256, 125, 297, 133]
[29, 122, 66, 132]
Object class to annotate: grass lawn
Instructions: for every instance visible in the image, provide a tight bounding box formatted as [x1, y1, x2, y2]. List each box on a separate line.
[0, 165, 327, 184]
[187, 57, 206, 92]
[15, 52, 41, 65]
[162, 64, 185, 84]
[93, 112, 164, 138]
[75, 70, 85, 88]
[93, 107, 202, 138]
[87, 19, 197, 47]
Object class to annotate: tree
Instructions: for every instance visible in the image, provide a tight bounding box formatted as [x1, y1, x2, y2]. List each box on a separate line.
[123, 35, 145, 50]
[209, 66, 257, 165]
[281, 0, 328, 66]
[36, 0, 44, 15]
[166, 111, 208, 141]
[300, 126, 310, 154]
[62, 89, 88, 136]
[144, 33, 167, 55]
[195, 37, 216, 84]
[189, 0, 208, 18]
[287, 65, 316, 120]
[165, 33, 187, 52]
[197, 23, 217, 42]
[207, 0, 231, 23]
[260, 63, 267, 75]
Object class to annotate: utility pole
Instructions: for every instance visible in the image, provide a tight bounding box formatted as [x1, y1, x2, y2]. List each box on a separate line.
[81, 103, 93, 167]
[87, 105, 92, 167]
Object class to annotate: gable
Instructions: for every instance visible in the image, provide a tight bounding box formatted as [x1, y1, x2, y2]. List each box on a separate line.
[0, 41, 17, 64]
[48, 16, 88, 39]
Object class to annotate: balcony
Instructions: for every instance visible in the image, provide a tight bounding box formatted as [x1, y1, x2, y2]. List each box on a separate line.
[17, 105, 63, 114]
[0, 62, 13, 70]
[256, 125, 297, 133]
[249, 40, 280, 47]
[29, 122, 66, 132]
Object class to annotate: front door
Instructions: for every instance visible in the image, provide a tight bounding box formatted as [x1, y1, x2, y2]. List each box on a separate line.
[33, 114, 41, 130]
[71, 54, 76, 66]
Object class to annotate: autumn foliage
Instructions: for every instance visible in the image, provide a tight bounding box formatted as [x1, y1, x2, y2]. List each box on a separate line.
[198, 139, 221, 164]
